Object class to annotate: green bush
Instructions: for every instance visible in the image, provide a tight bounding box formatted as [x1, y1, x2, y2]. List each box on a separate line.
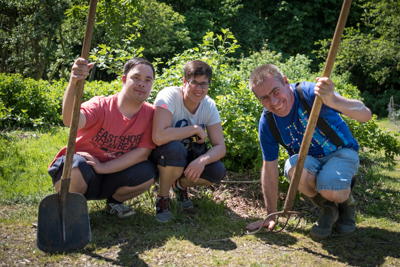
[362, 88, 400, 118]
[0, 73, 64, 127]
[0, 73, 121, 128]
[1, 29, 399, 173]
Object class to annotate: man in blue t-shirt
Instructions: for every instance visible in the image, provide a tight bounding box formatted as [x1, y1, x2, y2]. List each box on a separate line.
[246, 64, 372, 238]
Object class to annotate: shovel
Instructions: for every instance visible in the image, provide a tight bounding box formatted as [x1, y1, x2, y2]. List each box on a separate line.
[248, 0, 353, 234]
[37, 0, 98, 253]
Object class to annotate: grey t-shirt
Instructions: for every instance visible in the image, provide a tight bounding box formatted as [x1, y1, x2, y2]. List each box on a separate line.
[154, 86, 221, 131]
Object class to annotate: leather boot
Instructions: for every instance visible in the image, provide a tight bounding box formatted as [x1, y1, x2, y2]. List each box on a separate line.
[335, 193, 356, 234]
[309, 193, 338, 238]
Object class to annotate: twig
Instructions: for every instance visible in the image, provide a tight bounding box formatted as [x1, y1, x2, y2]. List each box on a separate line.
[220, 180, 260, 184]
[0, 211, 9, 218]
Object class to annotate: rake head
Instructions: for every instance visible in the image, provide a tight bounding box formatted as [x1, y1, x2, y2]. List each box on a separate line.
[247, 210, 304, 235]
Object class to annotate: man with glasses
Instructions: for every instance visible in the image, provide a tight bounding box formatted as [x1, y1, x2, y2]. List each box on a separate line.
[150, 60, 226, 223]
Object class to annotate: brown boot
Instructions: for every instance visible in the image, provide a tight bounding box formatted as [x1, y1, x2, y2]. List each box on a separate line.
[335, 193, 356, 234]
[309, 193, 338, 238]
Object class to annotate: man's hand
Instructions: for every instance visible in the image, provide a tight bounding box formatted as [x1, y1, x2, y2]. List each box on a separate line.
[194, 126, 208, 144]
[246, 217, 276, 231]
[314, 77, 337, 107]
[183, 157, 207, 182]
[70, 58, 94, 84]
[76, 152, 104, 173]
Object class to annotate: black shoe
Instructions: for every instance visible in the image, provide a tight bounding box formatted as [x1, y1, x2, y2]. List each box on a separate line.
[155, 196, 173, 223]
[171, 181, 193, 209]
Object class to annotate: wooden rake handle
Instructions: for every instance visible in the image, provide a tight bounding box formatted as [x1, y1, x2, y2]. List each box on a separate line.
[61, 0, 98, 184]
[283, 0, 353, 212]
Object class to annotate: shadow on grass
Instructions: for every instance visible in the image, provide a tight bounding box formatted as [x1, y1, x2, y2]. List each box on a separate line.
[300, 227, 400, 266]
[80, 196, 245, 266]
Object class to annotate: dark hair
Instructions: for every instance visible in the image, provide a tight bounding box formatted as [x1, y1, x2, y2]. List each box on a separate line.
[249, 64, 284, 94]
[183, 60, 212, 83]
[123, 57, 155, 79]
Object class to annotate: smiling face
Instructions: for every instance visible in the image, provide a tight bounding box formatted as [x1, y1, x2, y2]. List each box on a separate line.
[252, 74, 294, 117]
[182, 75, 209, 111]
[121, 64, 154, 104]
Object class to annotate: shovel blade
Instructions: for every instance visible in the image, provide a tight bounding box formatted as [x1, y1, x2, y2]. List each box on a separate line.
[37, 192, 91, 253]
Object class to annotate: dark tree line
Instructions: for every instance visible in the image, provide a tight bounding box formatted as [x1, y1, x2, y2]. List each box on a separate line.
[1, 0, 399, 116]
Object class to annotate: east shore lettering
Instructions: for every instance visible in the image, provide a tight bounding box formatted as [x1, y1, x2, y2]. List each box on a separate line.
[90, 128, 142, 157]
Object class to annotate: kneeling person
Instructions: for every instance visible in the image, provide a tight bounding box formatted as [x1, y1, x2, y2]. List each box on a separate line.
[48, 57, 157, 219]
[151, 60, 226, 223]
[246, 64, 372, 237]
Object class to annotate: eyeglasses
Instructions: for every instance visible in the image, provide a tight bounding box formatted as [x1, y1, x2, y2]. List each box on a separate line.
[188, 79, 210, 89]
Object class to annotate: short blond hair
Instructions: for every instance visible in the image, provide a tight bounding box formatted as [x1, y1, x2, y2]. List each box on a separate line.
[249, 64, 284, 94]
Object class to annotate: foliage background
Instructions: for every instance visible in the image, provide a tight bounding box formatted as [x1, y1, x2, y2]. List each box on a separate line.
[1, 0, 399, 115]
[1, 30, 399, 174]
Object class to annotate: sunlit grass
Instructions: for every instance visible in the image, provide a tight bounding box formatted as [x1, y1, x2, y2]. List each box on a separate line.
[0, 127, 68, 204]
[0, 121, 400, 266]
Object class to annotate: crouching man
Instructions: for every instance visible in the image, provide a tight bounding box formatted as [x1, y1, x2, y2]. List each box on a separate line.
[151, 60, 226, 223]
[246, 64, 371, 237]
[48, 57, 157, 219]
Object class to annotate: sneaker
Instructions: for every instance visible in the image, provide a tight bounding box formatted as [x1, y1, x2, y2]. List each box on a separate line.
[155, 197, 173, 223]
[171, 182, 193, 209]
[105, 203, 136, 219]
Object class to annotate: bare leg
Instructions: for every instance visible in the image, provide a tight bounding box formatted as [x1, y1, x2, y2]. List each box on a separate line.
[179, 177, 214, 188]
[112, 178, 154, 202]
[54, 167, 87, 195]
[320, 189, 351, 203]
[158, 165, 184, 196]
[288, 167, 317, 197]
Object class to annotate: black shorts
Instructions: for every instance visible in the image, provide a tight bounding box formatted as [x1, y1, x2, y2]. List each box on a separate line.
[149, 140, 226, 184]
[48, 154, 156, 200]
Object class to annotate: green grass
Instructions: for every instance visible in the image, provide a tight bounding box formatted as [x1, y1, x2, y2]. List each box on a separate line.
[0, 127, 68, 204]
[1, 120, 400, 266]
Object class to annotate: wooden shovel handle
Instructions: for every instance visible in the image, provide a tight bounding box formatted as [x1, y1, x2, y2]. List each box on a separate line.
[60, 0, 98, 186]
[283, 0, 352, 211]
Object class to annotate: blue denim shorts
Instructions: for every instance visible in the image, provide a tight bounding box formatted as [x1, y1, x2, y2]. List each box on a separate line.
[284, 148, 359, 192]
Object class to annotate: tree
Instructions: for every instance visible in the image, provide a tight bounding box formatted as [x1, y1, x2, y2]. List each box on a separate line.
[316, 0, 400, 116]
[159, 0, 362, 70]
[0, 0, 69, 79]
[55, 0, 191, 81]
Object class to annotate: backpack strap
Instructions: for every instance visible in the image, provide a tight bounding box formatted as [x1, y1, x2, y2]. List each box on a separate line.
[295, 83, 344, 148]
[264, 110, 296, 156]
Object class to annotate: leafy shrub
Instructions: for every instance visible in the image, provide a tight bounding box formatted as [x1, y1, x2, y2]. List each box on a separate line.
[362, 88, 400, 118]
[0, 73, 64, 127]
[343, 115, 400, 165]
[1, 29, 399, 174]
[0, 73, 121, 128]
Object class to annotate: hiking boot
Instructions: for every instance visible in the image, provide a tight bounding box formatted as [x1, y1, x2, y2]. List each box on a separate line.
[155, 196, 173, 223]
[105, 203, 136, 219]
[171, 183, 193, 209]
[335, 193, 356, 234]
[309, 193, 338, 238]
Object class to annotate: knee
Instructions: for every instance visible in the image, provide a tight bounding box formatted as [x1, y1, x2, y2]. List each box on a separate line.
[203, 161, 226, 183]
[162, 141, 187, 159]
[141, 178, 154, 190]
[213, 162, 226, 182]
[68, 167, 88, 194]
[320, 189, 350, 203]
[154, 141, 188, 167]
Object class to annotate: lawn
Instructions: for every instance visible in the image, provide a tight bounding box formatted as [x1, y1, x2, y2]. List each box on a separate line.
[0, 119, 399, 266]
